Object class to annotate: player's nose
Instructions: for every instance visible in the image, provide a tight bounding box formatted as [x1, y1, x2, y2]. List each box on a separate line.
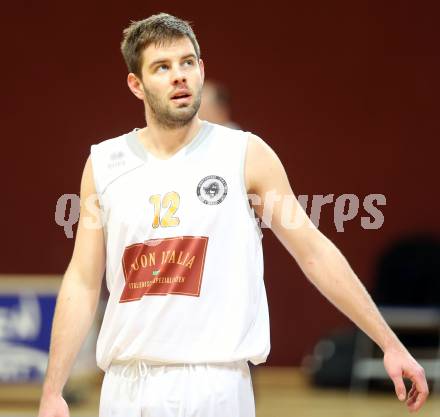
[171, 66, 187, 85]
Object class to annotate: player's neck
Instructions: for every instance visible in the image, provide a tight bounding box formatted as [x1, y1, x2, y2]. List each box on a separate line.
[138, 117, 203, 158]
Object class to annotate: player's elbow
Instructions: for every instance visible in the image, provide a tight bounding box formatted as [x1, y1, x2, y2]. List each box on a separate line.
[298, 232, 336, 278]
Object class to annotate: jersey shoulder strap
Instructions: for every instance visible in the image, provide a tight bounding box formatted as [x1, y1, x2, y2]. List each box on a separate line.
[90, 131, 144, 196]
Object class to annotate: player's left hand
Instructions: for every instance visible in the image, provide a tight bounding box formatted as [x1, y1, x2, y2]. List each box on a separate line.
[383, 345, 429, 412]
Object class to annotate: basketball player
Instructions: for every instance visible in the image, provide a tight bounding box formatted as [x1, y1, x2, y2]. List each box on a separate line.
[38, 13, 429, 417]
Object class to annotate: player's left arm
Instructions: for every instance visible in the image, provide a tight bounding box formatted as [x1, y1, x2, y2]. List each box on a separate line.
[244, 133, 429, 412]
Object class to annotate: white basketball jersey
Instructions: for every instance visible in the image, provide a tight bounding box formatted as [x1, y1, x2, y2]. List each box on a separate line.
[90, 121, 270, 371]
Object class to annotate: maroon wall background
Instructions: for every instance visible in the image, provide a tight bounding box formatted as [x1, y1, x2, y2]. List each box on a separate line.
[2, 1, 439, 365]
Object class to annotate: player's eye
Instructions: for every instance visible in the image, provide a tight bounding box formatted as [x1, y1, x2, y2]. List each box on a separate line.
[183, 59, 194, 66]
[157, 64, 169, 72]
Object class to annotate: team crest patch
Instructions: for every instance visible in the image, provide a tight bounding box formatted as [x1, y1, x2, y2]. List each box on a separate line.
[197, 175, 228, 205]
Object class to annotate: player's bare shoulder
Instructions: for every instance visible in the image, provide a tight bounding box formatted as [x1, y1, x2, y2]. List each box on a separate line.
[81, 156, 98, 200]
[244, 133, 287, 195]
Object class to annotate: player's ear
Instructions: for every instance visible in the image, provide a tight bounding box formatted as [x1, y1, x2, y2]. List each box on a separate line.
[127, 73, 145, 100]
[199, 59, 205, 83]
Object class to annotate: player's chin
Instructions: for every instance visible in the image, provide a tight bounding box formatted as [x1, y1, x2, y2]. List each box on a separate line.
[174, 104, 191, 109]
[172, 104, 197, 116]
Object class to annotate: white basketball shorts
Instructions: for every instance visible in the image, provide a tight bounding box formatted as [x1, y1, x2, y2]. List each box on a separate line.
[99, 359, 256, 417]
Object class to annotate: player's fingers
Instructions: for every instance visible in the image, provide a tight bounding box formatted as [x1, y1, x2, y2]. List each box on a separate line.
[408, 390, 426, 413]
[408, 382, 416, 396]
[406, 368, 429, 412]
[389, 371, 407, 401]
[407, 392, 418, 407]
[406, 384, 418, 406]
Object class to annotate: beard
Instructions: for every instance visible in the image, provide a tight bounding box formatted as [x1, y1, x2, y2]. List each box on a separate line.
[142, 82, 202, 129]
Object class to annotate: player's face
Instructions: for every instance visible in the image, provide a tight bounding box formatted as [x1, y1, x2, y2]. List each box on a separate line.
[139, 37, 204, 129]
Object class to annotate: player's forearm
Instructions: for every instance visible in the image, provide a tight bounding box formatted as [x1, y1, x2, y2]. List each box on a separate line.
[42, 265, 101, 396]
[300, 238, 403, 353]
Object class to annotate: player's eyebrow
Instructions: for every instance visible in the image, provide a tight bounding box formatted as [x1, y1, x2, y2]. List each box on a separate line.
[149, 53, 197, 70]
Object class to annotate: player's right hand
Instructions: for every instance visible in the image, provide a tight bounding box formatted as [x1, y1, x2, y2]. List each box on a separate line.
[38, 393, 70, 417]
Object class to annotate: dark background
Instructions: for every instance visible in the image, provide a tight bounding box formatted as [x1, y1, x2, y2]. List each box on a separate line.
[1, 1, 438, 365]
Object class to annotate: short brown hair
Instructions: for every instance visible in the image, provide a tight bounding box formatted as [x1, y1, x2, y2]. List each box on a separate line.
[120, 13, 201, 78]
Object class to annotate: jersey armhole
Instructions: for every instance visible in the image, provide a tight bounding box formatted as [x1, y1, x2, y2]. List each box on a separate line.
[89, 145, 105, 209]
[89, 145, 108, 244]
[239, 132, 264, 240]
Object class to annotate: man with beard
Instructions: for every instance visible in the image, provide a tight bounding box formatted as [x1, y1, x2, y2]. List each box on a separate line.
[39, 12, 429, 417]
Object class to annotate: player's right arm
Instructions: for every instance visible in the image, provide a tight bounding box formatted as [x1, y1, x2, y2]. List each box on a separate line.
[38, 156, 106, 417]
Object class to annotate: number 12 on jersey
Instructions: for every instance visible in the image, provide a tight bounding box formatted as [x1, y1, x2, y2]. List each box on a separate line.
[149, 192, 180, 228]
